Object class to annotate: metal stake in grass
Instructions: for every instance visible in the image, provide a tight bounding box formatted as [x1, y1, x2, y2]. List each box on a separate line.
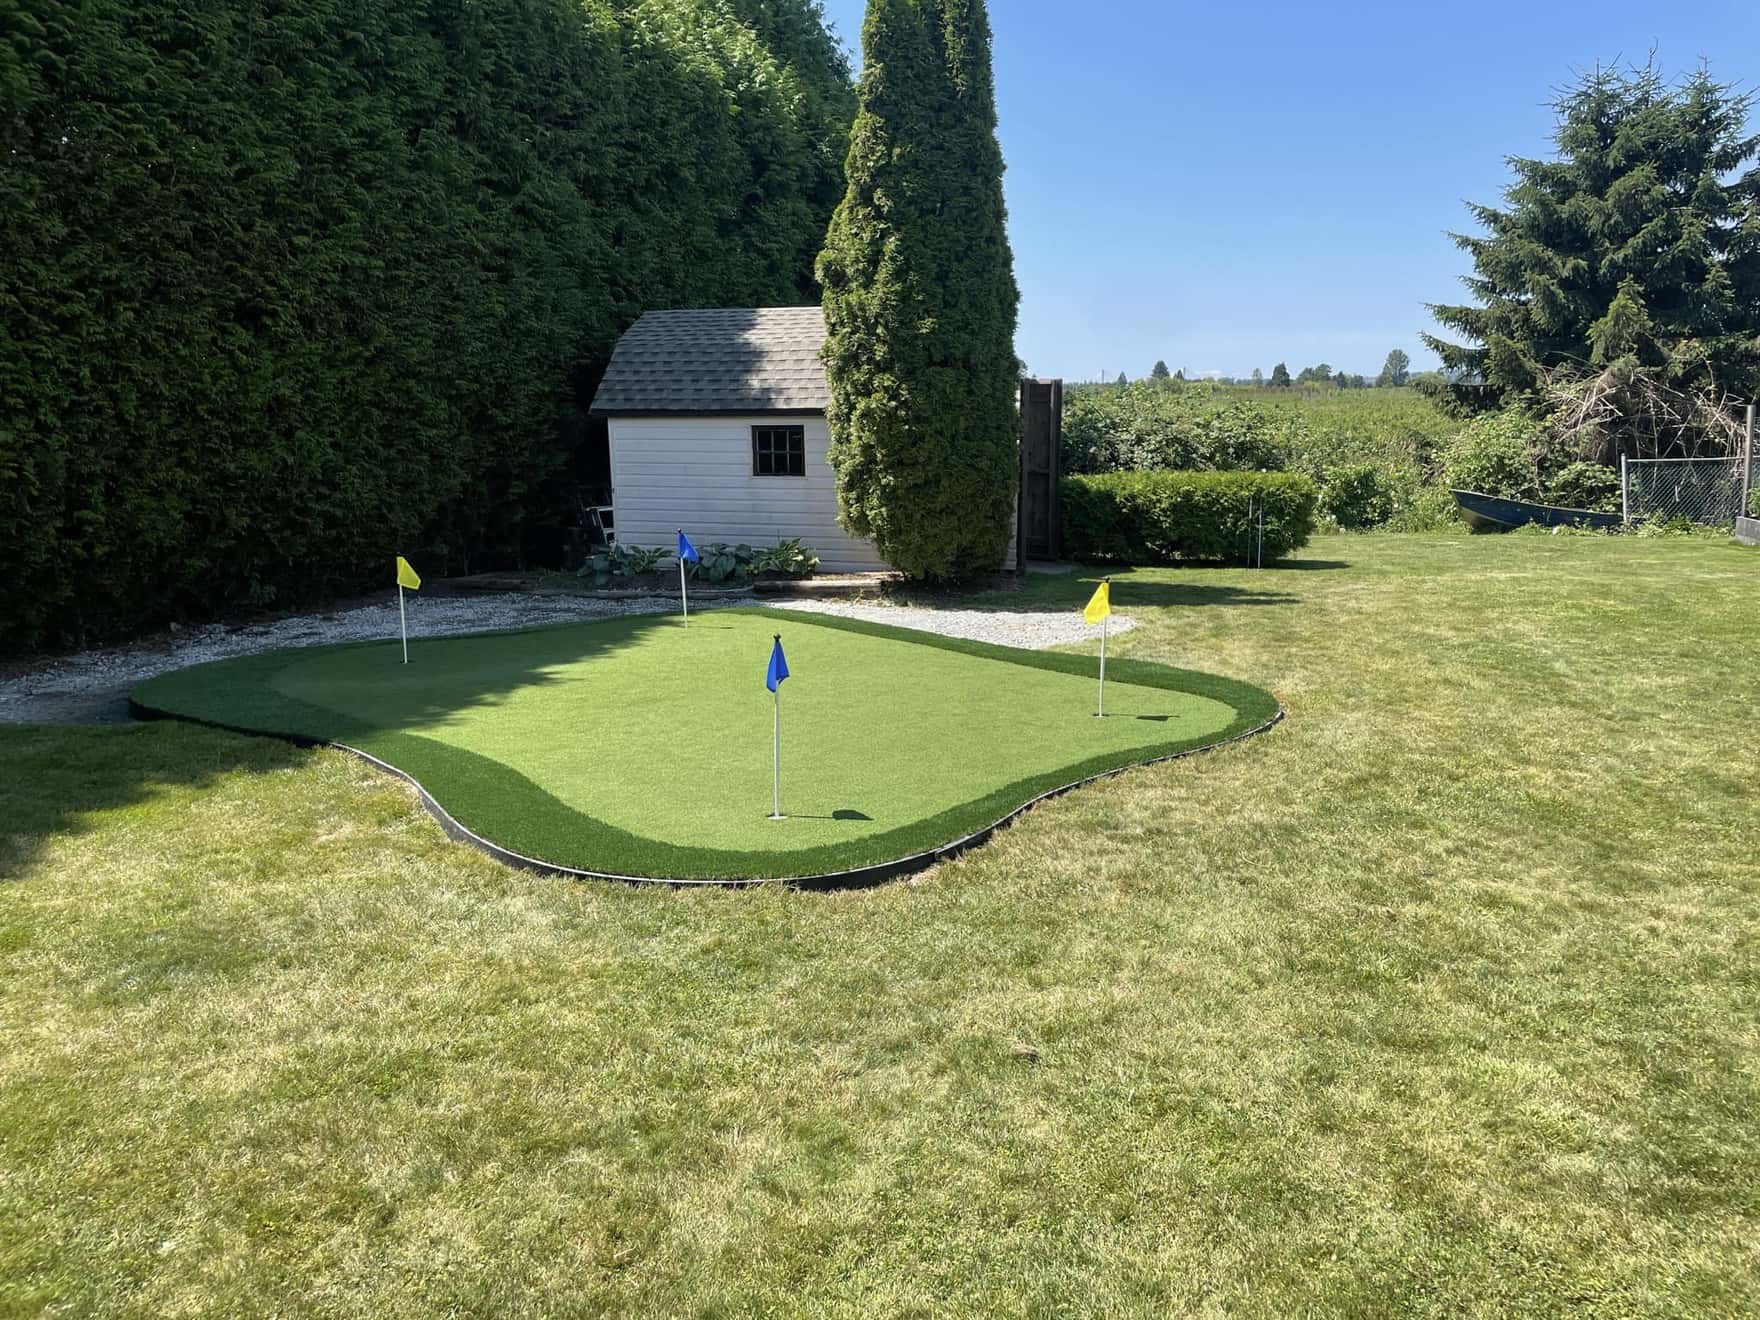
[1083, 578, 1113, 717]
[766, 633, 790, 819]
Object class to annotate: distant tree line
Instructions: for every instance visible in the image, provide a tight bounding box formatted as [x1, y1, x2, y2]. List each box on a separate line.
[0, 0, 854, 650]
[1107, 348, 1414, 391]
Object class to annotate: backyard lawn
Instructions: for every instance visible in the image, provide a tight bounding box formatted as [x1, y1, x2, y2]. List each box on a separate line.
[130, 611, 1274, 881]
[2, 533, 1757, 1315]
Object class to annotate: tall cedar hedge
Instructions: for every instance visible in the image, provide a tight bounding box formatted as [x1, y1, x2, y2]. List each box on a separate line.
[818, 0, 1019, 581]
[0, 0, 852, 650]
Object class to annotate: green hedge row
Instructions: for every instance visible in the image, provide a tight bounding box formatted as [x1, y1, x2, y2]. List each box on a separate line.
[1061, 381, 1293, 476]
[1062, 471, 1320, 564]
[0, 0, 852, 650]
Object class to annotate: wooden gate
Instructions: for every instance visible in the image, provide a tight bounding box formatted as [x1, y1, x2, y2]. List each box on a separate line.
[1018, 378, 1063, 567]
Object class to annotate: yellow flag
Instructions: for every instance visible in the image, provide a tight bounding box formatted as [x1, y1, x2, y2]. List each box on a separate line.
[1083, 579, 1111, 625]
[396, 556, 422, 591]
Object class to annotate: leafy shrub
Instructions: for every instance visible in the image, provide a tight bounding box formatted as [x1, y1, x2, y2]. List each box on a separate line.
[1319, 464, 1400, 530]
[579, 544, 667, 586]
[1545, 462, 1622, 512]
[600, 539, 819, 587]
[696, 544, 761, 585]
[1062, 471, 1320, 564]
[755, 539, 821, 578]
[1442, 411, 1544, 498]
[1245, 383, 1461, 442]
[1386, 484, 1464, 532]
[1062, 384, 1291, 475]
[1749, 486, 1760, 519]
[1632, 515, 1725, 540]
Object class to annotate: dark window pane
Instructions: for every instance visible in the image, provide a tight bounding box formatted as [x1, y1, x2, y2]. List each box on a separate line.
[752, 425, 806, 477]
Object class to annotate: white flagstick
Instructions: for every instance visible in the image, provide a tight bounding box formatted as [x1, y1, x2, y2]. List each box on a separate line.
[399, 584, 409, 665]
[1098, 613, 1107, 718]
[680, 555, 689, 626]
[771, 685, 783, 819]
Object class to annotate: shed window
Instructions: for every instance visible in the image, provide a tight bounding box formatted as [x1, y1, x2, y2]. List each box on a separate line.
[752, 425, 806, 477]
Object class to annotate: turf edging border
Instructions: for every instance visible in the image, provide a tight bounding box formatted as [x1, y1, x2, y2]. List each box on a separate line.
[129, 609, 1285, 888]
[129, 696, 1284, 890]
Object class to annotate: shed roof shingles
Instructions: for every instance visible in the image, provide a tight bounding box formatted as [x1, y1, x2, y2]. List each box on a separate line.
[589, 307, 830, 416]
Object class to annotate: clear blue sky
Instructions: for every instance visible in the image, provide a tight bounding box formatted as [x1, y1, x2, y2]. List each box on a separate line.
[816, 0, 1760, 380]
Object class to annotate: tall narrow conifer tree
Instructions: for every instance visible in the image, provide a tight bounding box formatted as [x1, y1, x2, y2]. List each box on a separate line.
[818, 0, 1020, 580]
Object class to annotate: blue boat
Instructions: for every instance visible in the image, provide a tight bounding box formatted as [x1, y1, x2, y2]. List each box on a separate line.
[1451, 489, 1625, 533]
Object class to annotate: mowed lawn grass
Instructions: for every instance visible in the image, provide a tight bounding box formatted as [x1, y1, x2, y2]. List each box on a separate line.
[3, 533, 1758, 1316]
[129, 610, 1269, 880]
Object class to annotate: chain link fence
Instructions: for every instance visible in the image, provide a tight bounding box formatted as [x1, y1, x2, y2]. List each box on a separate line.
[1622, 457, 1749, 526]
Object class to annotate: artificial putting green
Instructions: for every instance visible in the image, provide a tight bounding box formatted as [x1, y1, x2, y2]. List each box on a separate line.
[131, 609, 1279, 880]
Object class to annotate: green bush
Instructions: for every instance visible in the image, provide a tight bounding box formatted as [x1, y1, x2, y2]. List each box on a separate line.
[579, 544, 668, 587]
[1545, 462, 1622, 512]
[1062, 383, 1291, 475]
[695, 544, 761, 585]
[1319, 464, 1400, 530]
[0, 0, 852, 651]
[682, 539, 820, 584]
[1748, 486, 1760, 519]
[1059, 384, 1481, 539]
[1386, 484, 1464, 532]
[755, 539, 821, 578]
[1062, 472, 1319, 564]
[1442, 411, 1544, 498]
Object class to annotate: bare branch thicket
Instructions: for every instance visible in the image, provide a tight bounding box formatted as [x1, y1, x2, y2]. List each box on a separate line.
[1539, 364, 1748, 465]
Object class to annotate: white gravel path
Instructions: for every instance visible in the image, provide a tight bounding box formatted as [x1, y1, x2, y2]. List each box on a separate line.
[766, 598, 1135, 651]
[0, 592, 680, 725]
[1, 589, 1129, 725]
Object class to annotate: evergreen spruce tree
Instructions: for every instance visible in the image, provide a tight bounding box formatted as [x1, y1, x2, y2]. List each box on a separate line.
[1150, 359, 1171, 380]
[1426, 64, 1760, 404]
[818, 0, 1020, 581]
[1115, 372, 1129, 386]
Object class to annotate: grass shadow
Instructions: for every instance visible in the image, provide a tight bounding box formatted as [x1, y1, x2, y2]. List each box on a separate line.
[0, 722, 315, 881]
[133, 610, 713, 743]
[6, 613, 708, 880]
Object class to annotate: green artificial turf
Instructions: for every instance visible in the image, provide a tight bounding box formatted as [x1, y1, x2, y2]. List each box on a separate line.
[130, 609, 1277, 879]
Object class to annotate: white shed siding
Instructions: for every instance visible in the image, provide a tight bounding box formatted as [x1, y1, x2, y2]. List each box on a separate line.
[609, 416, 888, 573]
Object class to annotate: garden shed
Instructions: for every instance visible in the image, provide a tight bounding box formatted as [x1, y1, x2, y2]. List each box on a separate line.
[588, 307, 888, 573]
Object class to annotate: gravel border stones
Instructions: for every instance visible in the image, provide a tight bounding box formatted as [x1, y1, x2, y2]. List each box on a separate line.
[3, 591, 1130, 726]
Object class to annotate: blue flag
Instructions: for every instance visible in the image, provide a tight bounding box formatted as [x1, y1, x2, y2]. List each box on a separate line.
[677, 530, 699, 563]
[766, 635, 790, 694]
